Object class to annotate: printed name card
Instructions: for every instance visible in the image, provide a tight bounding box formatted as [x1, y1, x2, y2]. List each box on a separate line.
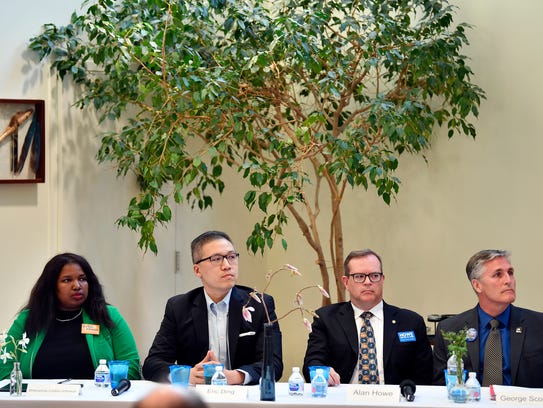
[26, 383, 82, 397]
[494, 385, 543, 406]
[346, 384, 400, 403]
[195, 385, 248, 400]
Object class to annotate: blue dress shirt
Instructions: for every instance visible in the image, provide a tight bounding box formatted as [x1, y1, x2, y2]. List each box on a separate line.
[478, 305, 511, 385]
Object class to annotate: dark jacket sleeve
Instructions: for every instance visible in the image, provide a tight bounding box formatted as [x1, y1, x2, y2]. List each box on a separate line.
[142, 296, 187, 382]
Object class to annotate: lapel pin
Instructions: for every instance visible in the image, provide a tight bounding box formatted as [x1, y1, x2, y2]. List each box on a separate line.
[466, 328, 478, 342]
[392, 320, 397, 324]
[515, 327, 522, 334]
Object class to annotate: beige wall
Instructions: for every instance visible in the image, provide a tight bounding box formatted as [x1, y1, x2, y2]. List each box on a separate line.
[1, 0, 542, 381]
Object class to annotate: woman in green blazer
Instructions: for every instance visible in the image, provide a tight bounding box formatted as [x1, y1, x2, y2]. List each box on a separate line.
[0, 253, 140, 380]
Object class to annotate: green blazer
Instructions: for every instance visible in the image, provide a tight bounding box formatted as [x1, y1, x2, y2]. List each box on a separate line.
[0, 305, 141, 380]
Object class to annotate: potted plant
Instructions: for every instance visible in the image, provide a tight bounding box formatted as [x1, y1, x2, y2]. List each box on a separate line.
[442, 329, 468, 403]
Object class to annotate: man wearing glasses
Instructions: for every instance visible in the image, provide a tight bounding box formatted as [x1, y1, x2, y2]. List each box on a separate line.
[142, 230, 283, 385]
[303, 249, 432, 385]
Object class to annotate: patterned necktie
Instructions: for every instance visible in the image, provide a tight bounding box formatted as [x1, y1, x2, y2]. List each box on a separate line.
[483, 319, 503, 386]
[358, 311, 379, 384]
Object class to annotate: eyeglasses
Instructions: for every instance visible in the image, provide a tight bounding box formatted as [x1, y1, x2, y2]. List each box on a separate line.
[348, 272, 383, 283]
[195, 253, 239, 266]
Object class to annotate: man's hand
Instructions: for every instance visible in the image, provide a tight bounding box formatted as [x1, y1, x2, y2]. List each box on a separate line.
[189, 350, 219, 385]
[224, 369, 245, 385]
[328, 367, 341, 386]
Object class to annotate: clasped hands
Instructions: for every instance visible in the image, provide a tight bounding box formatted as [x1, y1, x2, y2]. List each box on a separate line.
[189, 350, 245, 385]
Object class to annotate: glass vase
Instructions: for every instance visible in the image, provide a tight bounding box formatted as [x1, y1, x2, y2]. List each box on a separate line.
[259, 322, 275, 401]
[10, 361, 23, 396]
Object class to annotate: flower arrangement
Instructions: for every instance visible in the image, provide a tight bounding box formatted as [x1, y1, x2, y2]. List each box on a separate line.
[0, 331, 29, 364]
[442, 328, 468, 385]
[241, 263, 329, 331]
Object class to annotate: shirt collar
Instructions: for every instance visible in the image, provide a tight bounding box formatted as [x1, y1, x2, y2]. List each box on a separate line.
[478, 303, 511, 328]
[351, 300, 384, 321]
[204, 288, 232, 310]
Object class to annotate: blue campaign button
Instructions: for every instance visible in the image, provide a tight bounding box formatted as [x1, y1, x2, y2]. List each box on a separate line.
[397, 331, 416, 342]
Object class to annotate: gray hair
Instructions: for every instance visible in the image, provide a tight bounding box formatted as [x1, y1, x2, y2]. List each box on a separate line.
[466, 249, 511, 281]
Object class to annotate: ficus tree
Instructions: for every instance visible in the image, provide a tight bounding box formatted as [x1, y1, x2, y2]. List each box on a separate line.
[29, 0, 484, 303]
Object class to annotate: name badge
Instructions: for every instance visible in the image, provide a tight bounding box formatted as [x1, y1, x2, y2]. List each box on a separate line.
[81, 324, 100, 335]
[397, 331, 416, 342]
[346, 384, 400, 402]
[194, 385, 248, 400]
[27, 383, 81, 397]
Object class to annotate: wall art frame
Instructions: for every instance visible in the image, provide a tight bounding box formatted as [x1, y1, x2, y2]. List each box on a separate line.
[0, 98, 45, 183]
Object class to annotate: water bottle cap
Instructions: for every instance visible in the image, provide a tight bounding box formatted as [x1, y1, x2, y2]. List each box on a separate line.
[99, 359, 106, 364]
[316, 368, 323, 374]
[215, 365, 222, 371]
[469, 372, 476, 377]
[292, 367, 300, 372]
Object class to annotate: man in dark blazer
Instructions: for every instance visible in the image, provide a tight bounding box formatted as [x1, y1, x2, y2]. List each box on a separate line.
[142, 231, 283, 385]
[433, 249, 543, 387]
[303, 249, 433, 385]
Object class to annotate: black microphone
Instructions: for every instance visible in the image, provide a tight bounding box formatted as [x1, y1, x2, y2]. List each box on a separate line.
[111, 379, 131, 396]
[399, 379, 416, 402]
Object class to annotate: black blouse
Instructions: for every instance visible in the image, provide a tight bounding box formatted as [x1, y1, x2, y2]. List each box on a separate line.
[32, 309, 95, 379]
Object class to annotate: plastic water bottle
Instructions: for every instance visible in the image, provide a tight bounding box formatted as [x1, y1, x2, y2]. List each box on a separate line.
[94, 359, 110, 387]
[211, 365, 227, 385]
[465, 372, 481, 401]
[288, 367, 305, 396]
[311, 368, 327, 398]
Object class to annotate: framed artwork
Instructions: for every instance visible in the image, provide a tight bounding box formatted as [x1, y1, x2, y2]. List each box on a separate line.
[0, 98, 45, 183]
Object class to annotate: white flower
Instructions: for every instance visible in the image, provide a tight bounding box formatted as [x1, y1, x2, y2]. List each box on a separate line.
[18, 332, 29, 349]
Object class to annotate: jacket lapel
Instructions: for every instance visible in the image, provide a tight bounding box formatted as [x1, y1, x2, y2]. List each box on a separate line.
[382, 302, 397, 368]
[192, 289, 210, 352]
[509, 305, 524, 384]
[228, 287, 244, 363]
[339, 303, 359, 353]
[465, 307, 480, 373]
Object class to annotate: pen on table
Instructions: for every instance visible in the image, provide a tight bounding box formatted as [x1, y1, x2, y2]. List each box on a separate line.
[58, 378, 72, 384]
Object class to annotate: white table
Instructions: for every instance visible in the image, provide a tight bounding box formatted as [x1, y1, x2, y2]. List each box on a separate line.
[0, 380, 497, 407]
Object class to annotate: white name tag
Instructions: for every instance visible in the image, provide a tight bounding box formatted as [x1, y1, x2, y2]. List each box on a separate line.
[495, 386, 543, 406]
[194, 385, 248, 400]
[346, 384, 400, 403]
[26, 383, 82, 397]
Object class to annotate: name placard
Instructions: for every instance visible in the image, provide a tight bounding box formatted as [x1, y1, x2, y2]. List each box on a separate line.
[494, 385, 543, 406]
[345, 384, 400, 403]
[194, 385, 248, 400]
[26, 383, 82, 397]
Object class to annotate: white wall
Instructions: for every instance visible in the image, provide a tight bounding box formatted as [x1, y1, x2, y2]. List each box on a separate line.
[1, 0, 542, 381]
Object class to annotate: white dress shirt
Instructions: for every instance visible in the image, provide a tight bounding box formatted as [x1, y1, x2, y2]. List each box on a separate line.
[349, 300, 385, 384]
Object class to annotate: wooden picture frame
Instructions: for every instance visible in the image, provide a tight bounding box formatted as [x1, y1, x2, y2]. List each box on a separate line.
[0, 98, 45, 183]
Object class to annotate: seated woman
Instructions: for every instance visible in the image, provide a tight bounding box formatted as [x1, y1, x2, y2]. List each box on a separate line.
[0, 252, 141, 380]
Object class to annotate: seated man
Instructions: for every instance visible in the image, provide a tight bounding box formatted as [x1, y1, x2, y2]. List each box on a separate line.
[142, 230, 283, 385]
[303, 249, 433, 385]
[433, 249, 543, 387]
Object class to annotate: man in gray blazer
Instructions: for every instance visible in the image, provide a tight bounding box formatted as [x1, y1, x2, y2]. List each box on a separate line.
[303, 249, 433, 385]
[142, 231, 283, 385]
[433, 249, 543, 387]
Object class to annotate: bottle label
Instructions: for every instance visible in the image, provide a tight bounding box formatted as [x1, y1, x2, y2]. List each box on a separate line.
[289, 382, 301, 392]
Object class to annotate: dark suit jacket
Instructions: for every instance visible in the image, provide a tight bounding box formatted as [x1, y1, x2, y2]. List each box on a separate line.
[142, 285, 283, 384]
[302, 301, 433, 385]
[432, 305, 543, 387]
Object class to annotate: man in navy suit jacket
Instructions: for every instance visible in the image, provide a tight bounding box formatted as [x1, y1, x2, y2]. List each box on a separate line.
[303, 249, 433, 385]
[142, 231, 283, 385]
[433, 249, 543, 387]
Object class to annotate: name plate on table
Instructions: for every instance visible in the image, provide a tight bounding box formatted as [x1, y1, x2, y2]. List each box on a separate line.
[27, 383, 82, 397]
[194, 385, 248, 400]
[346, 384, 400, 403]
[494, 385, 543, 406]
